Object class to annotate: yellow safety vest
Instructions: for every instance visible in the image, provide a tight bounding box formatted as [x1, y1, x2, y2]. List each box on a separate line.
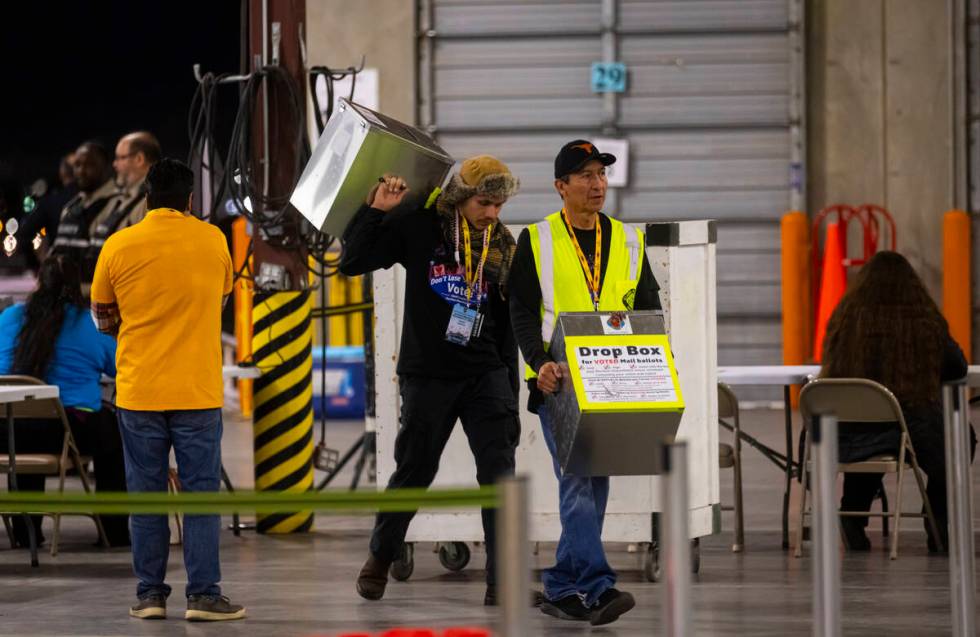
[526, 211, 644, 379]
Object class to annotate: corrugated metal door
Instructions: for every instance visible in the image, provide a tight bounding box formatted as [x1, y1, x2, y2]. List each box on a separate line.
[420, 0, 805, 402]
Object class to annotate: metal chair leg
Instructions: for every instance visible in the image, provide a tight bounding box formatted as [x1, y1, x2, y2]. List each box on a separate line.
[732, 412, 745, 553]
[794, 440, 810, 558]
[1, 514, 13, 549]
[879, 486, 889, 538]
[890, 438, 908, 560]
[907, 446, 943, 551]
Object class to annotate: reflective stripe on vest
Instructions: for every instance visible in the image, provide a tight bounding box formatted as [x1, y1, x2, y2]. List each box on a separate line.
[526, 211, 644, 379]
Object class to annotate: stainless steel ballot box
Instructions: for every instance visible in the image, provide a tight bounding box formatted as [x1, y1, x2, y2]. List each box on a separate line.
[290, 98, 454, 238]
[546, 311, 685, 476]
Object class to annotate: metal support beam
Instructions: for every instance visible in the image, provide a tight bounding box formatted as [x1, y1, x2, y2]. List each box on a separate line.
[498, 475, 530, 637]
[811, 414, 841, 637]
[600, 0, 620, 216]
[661, 442, 691, 637]
[788, 0, 807, 212]
[943, 381, 976, 637]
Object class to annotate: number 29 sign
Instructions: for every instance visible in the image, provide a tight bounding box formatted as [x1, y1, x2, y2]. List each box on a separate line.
[591, 62, 628, 93]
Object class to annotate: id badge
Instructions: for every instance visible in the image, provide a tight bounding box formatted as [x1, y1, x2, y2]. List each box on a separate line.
[446, 303, 478, 346]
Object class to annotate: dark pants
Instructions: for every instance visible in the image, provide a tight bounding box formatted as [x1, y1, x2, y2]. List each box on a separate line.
[0, 407, 129, 546]
[369, 367, 520, 586]
[841, 416, 976, 537]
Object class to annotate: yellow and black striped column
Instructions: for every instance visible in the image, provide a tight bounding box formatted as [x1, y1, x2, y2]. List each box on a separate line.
[252, 291, 315, 533]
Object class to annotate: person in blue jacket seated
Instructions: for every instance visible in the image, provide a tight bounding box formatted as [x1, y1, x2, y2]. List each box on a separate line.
[0, 254, 129, 547]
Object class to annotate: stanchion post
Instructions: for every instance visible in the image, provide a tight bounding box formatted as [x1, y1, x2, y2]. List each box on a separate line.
[660, 442, 691, 637]
[811, 414, 841, 637]
[498, 475, 530, 637]
[943, 381, 975, 637]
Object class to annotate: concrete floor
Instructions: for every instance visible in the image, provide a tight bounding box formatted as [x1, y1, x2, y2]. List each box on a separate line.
[1, 404, 978, 636]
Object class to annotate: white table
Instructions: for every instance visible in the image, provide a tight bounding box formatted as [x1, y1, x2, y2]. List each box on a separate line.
[222, 364, 263, 381]
[968, 366, 980, 386]
[0, 384, 60, 567]
[718, 366, 813, 548]
[718, 365, 819, 387]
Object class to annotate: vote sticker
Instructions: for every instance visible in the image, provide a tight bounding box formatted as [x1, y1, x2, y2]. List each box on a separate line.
[429, 261, 488, 307]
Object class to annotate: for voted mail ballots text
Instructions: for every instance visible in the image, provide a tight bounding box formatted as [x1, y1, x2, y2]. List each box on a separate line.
[545, 311, 684, 476]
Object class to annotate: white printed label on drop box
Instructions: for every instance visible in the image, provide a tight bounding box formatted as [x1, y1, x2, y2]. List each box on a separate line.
[574, 344, 677, 404]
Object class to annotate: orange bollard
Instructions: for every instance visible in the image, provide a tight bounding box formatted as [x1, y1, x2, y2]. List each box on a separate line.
[943, 210, 971, 362]
[812, 222, 847, 362]
[781, 211, 810, 406]
[232, 217, 254, 417]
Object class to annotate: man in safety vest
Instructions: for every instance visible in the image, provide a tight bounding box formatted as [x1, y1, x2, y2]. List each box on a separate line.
[509, 140, 662, 626]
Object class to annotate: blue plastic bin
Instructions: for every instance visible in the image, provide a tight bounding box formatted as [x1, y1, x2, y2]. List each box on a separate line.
[312, 345, 366, 419]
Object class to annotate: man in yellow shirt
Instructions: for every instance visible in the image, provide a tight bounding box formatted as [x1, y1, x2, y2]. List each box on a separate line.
[91, 158, 244, 622]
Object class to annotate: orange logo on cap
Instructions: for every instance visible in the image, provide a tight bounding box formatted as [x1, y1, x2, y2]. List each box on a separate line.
[572, 143, 594, 154]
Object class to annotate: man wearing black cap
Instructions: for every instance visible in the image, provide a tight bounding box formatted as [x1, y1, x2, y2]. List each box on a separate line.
[508, 140, 662, 626]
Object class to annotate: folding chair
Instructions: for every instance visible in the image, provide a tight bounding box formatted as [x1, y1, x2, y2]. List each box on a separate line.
[717, 382, 745, 553]
[0, 375, 109, 562]
[794, 378, 942, 560]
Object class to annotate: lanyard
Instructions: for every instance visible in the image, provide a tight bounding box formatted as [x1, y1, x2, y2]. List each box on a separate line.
[560, 208, 602, 310]
[455, 211, 492, 306]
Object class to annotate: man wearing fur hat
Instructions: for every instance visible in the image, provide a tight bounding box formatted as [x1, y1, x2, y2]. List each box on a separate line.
[508, 140, 662, 625]
[341, 155, 528, 607]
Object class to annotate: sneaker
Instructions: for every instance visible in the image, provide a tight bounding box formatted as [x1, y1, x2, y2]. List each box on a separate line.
[540, 594, 589, 621]
[484, 586, 546, 607]
[129, 594, 167, 620]
[185, 595, 246, 621]
[356, 554, 392, 601]
[589, 588, 635, 626]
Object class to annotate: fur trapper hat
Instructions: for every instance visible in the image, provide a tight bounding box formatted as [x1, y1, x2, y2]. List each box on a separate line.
[436, 155, 520, 214]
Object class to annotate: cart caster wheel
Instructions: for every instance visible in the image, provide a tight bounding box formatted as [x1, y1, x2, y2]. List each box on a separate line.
[438, 541, 471, 572]
[644, 543, 661, 582]
[691, 538, 701, 574]
[390, 543, 414, 581]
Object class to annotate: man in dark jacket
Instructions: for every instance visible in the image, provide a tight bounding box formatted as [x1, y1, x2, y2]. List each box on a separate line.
[341, 155, 525, 607]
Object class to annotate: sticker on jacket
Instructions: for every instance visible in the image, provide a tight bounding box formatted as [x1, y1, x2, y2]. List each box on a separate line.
[429, 261, 488, 307]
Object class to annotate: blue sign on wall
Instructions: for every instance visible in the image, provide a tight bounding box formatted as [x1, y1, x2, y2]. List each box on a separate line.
[591, 62, 628, 93]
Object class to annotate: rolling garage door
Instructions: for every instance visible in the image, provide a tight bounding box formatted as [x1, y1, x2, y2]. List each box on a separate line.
[419, 0, 805, 403]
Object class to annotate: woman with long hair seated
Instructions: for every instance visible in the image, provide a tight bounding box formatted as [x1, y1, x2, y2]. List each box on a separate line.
[820, 250, 972, 551]
[0, 254, 128, 547]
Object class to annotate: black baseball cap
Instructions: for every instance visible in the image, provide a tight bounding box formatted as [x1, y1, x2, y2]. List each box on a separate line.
[554, 139, 616, 179]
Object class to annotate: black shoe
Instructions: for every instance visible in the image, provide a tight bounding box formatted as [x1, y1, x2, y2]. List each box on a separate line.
[13, 535, 45, 549]
[839, 517, 871, 551]
[484, 586, 545, 607]
[927, 522, 948, 553]
[356, 554, 391, 601]
[540, 594, 589, 621]
[129, 594, 167, 620]
[185, 594, 246, 621]
[589, 588, 635, 626]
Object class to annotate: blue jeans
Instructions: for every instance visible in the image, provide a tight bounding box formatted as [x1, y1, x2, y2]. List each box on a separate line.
[538, 405, 616, 606]
[118, 408, 223, 599]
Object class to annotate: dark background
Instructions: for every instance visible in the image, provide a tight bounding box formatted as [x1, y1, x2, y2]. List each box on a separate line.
[0, 1, 243, 202]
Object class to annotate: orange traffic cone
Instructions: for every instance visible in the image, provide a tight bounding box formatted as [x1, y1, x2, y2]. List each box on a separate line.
[812, 222, 847, 362]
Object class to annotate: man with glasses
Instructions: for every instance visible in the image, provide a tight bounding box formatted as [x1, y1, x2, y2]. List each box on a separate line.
[508, 140, 662, 626]
[84, 132, 161, 272]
